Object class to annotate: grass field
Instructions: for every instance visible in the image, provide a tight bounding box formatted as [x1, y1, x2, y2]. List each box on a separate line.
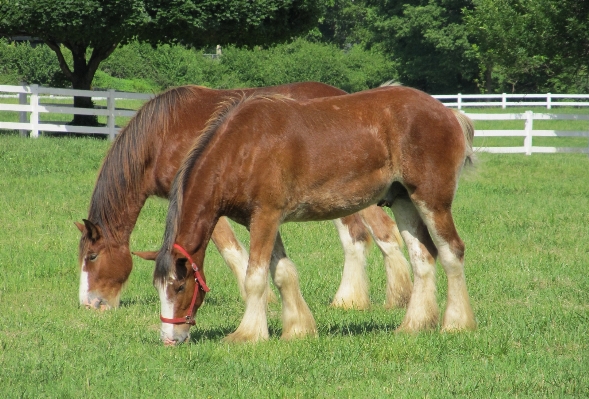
[1, 134, 588, 398]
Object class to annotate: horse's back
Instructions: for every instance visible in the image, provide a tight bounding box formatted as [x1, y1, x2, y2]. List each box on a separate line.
[205, 86, 468, 218]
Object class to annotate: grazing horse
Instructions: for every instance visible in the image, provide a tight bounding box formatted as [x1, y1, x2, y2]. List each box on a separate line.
[151, 85, 476, 345]
[76, 82, 411, 312]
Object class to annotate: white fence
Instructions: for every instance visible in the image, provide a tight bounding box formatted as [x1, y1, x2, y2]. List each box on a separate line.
[432, 93, 589, 109]
[0, 84, 588, 155]
[0, 84, 152, 140]
[469, 111, 589, 155]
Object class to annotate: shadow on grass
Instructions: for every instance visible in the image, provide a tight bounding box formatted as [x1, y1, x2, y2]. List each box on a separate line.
[189, 326, 239, 342]
[187, 319, 401, 343]
[321, 320, 400, 336]
[119, 297, 158, 308]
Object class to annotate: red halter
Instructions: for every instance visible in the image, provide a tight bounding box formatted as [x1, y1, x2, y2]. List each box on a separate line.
[159, 244, 210, 325]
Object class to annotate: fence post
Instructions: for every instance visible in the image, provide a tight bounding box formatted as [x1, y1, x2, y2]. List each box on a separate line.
[457, 93, 462, 110]
[107, 89, 116, 140]
[547, 93, 551, 110]
[502, 93, 506, 109]
[18, 82, 28, 137]
[524, 110, 533, 155]
[30, 84, 39, 138]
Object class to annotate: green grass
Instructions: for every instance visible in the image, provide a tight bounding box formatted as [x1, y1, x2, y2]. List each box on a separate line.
[1, 135, 589, 398]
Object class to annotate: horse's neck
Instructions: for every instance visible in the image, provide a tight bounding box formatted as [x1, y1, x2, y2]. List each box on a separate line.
[176, 174, 220, 254]
[88, 186, 149, 246]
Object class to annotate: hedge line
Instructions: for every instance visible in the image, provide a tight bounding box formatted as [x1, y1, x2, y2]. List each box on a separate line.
[0, 38, 395, 93]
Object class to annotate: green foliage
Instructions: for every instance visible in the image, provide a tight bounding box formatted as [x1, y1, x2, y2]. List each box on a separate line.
[216, 39, 394, 92]
[2, 0, 588, 94]
[0, 0, 148, 48]
[0, 0, 331, 111]
[0, 39, 69, 87]
[313, 0, 375, 48]
[92, 70, 159, 93]
[464, 0, 589, 94]
[97, 38, 394, 92]
[1, 135, 589, 397]
[363, 0, 478, 93]
[141, 0, 330, 47]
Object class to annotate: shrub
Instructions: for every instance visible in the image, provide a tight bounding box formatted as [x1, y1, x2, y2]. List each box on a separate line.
[0, 39, 69, 87]
[91, 70, 160, 93]
[214, 39, 395, 92]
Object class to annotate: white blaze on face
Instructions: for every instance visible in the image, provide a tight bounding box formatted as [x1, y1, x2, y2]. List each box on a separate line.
[157, 278, 175, 341]
[79, 259, 90, 305]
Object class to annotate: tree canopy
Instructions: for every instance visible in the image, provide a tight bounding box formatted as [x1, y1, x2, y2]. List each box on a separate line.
[1, 0, 589, 95]
[0, 0, 327, 123]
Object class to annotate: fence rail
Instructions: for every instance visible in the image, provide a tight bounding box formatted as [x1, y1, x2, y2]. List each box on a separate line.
[468, 111, 589, 155]
[432, 93, 589, 109]
[1, 84, 588, 155]
[0, 84, 152, 139]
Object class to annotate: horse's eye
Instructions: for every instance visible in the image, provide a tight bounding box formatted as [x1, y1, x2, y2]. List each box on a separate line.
[89, 253, 98, 262]
[177, 283, 186, 293]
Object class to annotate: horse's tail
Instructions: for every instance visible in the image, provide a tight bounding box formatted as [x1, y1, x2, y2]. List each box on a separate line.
[450, 108, 475, 166]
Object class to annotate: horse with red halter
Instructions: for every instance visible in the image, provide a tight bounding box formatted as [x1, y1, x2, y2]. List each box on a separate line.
[148, 85, 476, 345]
[76, 82, 411, 312]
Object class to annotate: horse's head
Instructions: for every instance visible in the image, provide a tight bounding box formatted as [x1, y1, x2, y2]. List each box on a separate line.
[75, 219, 132, 310]
[136, 244, 208, 345]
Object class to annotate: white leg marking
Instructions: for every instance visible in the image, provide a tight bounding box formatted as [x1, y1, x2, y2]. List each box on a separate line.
[220, 244, 278, 304]
[331, 219, 370, 309]
[220, 245, 249, 301]
[392, 199, 439, 331]
[271, 256, 317, 339]
[226, 265, 269, 342]
[374, 238, 412, 309]
[417, 207, 476, 331]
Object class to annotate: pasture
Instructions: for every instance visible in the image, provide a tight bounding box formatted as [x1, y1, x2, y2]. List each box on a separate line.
[0, 132, 588, 397]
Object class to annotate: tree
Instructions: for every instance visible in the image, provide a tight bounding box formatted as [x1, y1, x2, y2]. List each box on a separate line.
[363, 0, 478, 94]
[0, 0, 327, 125]
[465, 0, 589, 93]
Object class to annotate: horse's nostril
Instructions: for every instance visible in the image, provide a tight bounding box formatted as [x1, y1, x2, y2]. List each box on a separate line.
[83, 295, 108, 310]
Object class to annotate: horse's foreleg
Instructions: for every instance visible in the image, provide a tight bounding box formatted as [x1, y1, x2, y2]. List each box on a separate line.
[359, 205, 412, 309]
[270, 233, 317, 340]
[330, 215, 371, 309]
[417, 205, 476, 332]
[391, 198, 439, 332]
[211, 217, 277, 303]
[224, 212, 280, 343]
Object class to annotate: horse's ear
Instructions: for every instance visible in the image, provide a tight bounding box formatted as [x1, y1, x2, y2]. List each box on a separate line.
[82, 219, 101, 242]
[74, 221, 85, 233]
[132, 251, 159, 261]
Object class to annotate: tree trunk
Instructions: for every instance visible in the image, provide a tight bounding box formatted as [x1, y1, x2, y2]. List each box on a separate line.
[70, 49, 98, 127]
[485, 64, 493, 94]
[46, 41, 117, 128]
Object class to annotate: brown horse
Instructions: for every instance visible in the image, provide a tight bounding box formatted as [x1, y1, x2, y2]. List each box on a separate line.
[76, 82, 411, 312]
[150, 85, 476, 345]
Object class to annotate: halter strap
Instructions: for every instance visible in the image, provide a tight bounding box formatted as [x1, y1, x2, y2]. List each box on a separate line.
[172, 244, 210, 293]
[159, 244, 210, 325]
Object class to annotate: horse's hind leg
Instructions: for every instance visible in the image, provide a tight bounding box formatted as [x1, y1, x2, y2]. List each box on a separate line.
[211, 217, 277, 303]
[330, 215, 371, 309]
[390, 197, 439, 332]
[359, 206, 412, 309]
[270, 233, 317, 340]
[416, 203, 476, 332]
